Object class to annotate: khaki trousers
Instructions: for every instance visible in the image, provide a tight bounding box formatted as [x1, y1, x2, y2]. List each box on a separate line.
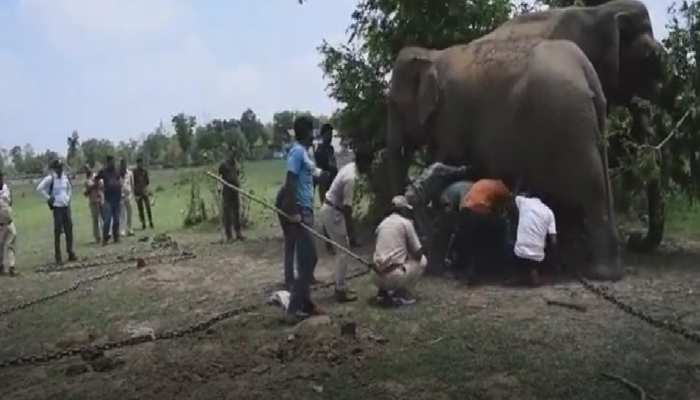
[0, 222, 17, 271]
[320, 204, 350, 291]
[373, 256, 427, 292]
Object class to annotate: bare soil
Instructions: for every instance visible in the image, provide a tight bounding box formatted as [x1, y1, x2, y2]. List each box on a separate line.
[0, 229, 698, 400]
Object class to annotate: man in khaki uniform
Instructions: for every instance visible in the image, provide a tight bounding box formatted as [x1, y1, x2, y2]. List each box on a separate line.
[0, 171, 17, 276]
[372, 195, 427, 306]
[84, 165, 104, 244]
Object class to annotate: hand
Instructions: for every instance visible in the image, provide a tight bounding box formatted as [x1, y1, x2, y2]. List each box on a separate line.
[287, 214, 302, 224]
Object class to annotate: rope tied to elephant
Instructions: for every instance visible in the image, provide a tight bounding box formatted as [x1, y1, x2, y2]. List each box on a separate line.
[205, 171, 378, 274]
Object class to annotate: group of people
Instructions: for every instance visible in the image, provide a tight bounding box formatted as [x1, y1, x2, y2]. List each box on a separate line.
[274, 116, 560, 321]
[274, 117, 429, 321]
[0, 156, 157, 270]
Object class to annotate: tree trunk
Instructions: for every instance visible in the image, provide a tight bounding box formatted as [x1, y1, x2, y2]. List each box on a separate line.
[627, 179, 665, 252]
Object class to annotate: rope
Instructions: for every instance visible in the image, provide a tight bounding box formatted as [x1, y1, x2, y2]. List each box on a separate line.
[205, 172, 378, 273]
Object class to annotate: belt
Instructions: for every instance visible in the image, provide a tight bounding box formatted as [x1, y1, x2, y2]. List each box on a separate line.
[323, 199, 345, 213]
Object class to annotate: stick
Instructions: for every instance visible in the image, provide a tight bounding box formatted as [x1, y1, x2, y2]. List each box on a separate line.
[205, 172, 377, 273]
[545, 299, 588, 312]
[601, 373, 658, 400]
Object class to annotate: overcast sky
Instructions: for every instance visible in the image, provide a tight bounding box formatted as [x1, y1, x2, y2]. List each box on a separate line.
[0, 0, 675, 153]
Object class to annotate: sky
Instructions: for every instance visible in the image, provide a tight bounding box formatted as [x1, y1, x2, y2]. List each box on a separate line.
[0, 0, 675, 153]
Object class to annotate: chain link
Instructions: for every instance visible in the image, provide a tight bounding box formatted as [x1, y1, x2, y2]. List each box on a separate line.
[35, 251, 191, 273]
[577, 276, 700, 344]
[0, 253, 196, 318]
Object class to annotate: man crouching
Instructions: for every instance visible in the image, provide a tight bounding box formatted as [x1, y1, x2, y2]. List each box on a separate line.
[372, 195, 427, 306]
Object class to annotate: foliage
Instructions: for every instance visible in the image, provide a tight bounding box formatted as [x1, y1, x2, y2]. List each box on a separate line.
[66, 131, 81, 171]
[172, 113, 196, 164]
[183, 173, 208, 227]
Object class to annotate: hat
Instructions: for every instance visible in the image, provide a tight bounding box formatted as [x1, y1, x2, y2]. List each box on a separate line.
[392, 195, 413, 211]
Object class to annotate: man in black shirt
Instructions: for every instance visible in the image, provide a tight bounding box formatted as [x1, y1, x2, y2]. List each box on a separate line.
[133, 158, 154, 229]
[218, 150, 245, 242]
[314, 123, 337, 203]
[95, 155, 123, 245]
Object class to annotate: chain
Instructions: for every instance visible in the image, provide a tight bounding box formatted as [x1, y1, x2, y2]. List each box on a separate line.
[0, 263, 371, 369]
[577, 276, 700, 344]
[35, 251, 191, 273]
[1, 253, 196, 318]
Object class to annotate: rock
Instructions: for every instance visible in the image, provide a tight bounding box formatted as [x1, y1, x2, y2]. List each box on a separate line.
[340, 322, 357, 337]
[311, 384, 324, 393]
[80, 348, 104, 362]
[90, 356, 125, 373]
[65, 364, 89, 377]
[136, 258, 147, 268]
[251, 364, 270, 374]
[367, 332, 388, 344]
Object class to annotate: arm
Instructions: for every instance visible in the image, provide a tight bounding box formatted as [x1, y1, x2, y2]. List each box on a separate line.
[282, 172, 300, 222]
[343, 178, 357, 246]
[405, 221, 425, 259]
[36, 175, 51, 200]
[66, 177, 72, 201]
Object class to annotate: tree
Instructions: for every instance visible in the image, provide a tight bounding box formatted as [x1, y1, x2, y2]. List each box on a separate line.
[67, 130, 80, 170]
[272, 110, 296, 148]
[172, 113, 196, 164]
[239, 109, 265, 151]
[82, 138, 116, 167]
[10, 146, 22, 173]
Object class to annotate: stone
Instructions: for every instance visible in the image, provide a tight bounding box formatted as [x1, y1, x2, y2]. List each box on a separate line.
[65, 364, 89, 377]
[293, 315, 332, 336]
[91, 356, 125, 373]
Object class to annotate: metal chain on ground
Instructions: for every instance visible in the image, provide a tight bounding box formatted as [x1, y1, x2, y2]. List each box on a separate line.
[35, 251, 191, 273]
[0, 253, 196, 318]
[578, 276, 700, 344]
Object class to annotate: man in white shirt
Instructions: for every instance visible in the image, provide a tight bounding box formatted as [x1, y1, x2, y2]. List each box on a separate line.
[119, 158, 135, 237]
[37, 160, 77, 265]
[513, 194, 558, 285]
[319, 153, 372, 303]
[372, 195, 427, 306]
[0, 171, 17, 275]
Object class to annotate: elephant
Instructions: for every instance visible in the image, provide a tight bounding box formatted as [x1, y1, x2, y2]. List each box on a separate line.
[385, 0, 664, 280]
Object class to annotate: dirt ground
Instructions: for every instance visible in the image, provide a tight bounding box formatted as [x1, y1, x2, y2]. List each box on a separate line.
[0, 226, 698, 400]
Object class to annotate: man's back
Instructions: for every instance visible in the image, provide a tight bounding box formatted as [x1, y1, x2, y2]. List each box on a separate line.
[514, 196, 556, 261]
[325, 162, 356, 206]
[374, 213, 421, 269]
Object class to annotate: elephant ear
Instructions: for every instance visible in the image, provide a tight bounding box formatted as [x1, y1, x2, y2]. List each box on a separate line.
[417, 64, 439, 128]
[597, 9, 636, 98]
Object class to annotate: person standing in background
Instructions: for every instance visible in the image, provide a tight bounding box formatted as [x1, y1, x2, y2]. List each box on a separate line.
[0, 171, 17, 275]
[314, 123, 338, 203]
[119, 158, 135, 237]
[84, 165, 104, 244]
[218, 149, 245, 242]
[95, 156, 123, 245]
[133, 158, 154, 230]
[36, 160, 77, 265]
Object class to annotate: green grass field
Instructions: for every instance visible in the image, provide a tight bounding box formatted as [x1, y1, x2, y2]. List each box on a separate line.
[9, 160, 288, 269]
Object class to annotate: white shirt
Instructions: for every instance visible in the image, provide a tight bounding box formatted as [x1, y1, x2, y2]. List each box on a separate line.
[325, 162, 357, 208]
[122, 170, 134, 199]
[514, 196, 557, 262]
[36, 173, 72, 208]
[373, 213, 422, 270]
[0, 183, 10, 206]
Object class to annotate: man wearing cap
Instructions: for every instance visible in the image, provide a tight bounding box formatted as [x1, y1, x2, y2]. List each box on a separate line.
[37, 160, 77, 264]
[0, 171, 17, 275]
[372, 195, 427, 306]
[83, 165, 104, 244]
[319, 152, 372, 303]
[451, 178, 512, 282]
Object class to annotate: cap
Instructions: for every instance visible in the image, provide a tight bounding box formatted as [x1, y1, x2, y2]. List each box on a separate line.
[391, 195, 413, 211]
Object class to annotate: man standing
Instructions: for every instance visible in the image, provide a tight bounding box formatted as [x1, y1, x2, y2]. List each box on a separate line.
[450, 179, 512, 283]
[84, 165, 104, 244]
[0, 171, 17, 275]
[372, 196, 427, 306]
[133, 158, 154, 230]
[320, 153, 372, 302]
[314, 123, 337, 203]
[37, 160, 77, 264]
[119, 158, 135, 237]
[95, 156, 123, 245]
[281, 116, 320, 321]
[512, 194, 558, 285]
[218, 149, 245, 242]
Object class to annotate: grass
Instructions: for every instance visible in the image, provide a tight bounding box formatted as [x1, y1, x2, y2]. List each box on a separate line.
[9, 159, 287, 268]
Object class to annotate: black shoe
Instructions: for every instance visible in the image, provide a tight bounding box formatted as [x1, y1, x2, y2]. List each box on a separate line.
[68, 253, 78, 262]
[55, 258, 64, 266]
[149, 223, 154, 229]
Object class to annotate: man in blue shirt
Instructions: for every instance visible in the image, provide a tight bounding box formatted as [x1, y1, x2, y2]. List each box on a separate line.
[280, 116, 320, 321]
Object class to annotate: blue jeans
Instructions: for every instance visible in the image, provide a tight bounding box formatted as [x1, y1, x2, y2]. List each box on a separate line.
[288, 208, 318, 314]
[102, 197, 122, 242]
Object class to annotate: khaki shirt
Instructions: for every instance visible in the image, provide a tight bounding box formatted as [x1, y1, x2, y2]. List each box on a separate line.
[0, 184, 12, 225]
[373, 213, 422, 272]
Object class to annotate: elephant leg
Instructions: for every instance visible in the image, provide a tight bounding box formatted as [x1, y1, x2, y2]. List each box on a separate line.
[581, 184, 622, 281]
[426, 211, 454, 275]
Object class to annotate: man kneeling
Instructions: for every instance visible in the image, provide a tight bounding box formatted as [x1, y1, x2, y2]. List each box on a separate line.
[372, 196, 427, 306]
[512, 194, 558, 285]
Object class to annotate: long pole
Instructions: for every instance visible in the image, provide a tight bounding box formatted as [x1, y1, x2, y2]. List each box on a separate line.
[205, 171, 377, 273]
